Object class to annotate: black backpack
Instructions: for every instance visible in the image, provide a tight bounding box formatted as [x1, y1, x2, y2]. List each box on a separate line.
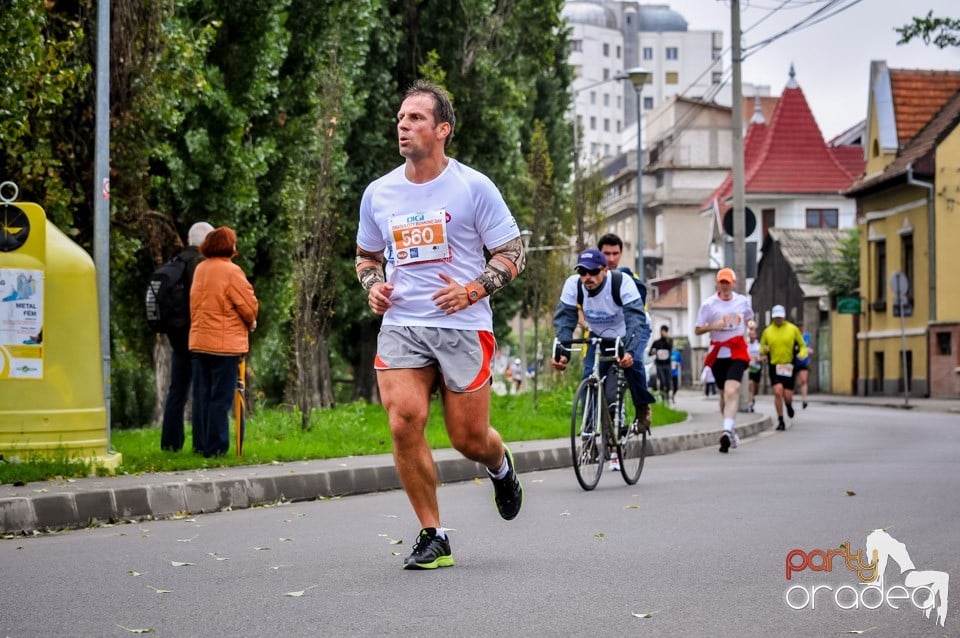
[145, 255, 189, 333]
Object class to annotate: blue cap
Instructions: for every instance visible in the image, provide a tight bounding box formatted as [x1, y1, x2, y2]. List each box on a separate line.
[575, 249, 607, 271]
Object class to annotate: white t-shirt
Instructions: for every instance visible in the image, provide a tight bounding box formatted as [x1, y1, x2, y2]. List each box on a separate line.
[747, 339, 762, 371]
[357, 159, 519, 330]
[559, 272, 642, 339]
[695, 293, 754, 358]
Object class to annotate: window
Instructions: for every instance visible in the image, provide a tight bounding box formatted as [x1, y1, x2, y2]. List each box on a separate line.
[603, 118, 610, 132]
[805, 208, 839, 228]
[617, 96, 622, 108]
[643, 46, 653, 60]
[603, 93, 610, 107]
[936, 332, 952, 355]
[589, 116, 596, 130]
[589, 91, 596, 105]
[762, 208, 775, 238]
[603, 43, 610, 57]
[901, 233, 914, 308]
[616, 45, 621, 59]
[712, 71, 722, 85]
[616, 120, 621, 133]
[604, 144, 610, 156]
[665, 71, 679, 85]
[570, 40, 583, 53]
[603, 68, 610, 80]
[873, 239, 886, 309]
[666, 47, 678, 60]
[643, 96, 653, 110]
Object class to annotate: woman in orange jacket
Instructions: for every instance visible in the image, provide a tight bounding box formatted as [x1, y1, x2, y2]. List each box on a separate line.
[189, 226, 258, 457]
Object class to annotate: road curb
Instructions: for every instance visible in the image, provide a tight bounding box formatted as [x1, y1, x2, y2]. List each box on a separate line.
[0, 415, 771, 535]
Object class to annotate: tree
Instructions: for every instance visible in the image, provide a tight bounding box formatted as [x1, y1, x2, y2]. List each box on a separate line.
[896, 11, 960, 48]
[811, 228, 860, 299]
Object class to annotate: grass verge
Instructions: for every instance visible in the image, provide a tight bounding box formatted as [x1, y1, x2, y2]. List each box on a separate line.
[0, 384, 686, 485]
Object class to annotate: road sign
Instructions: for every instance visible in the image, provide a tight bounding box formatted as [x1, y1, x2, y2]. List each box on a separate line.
[890, 271, 909, 297]
[837, 296, 861, 314]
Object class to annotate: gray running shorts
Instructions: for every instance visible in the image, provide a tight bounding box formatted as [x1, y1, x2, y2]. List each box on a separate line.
[375, 325, 495, 392]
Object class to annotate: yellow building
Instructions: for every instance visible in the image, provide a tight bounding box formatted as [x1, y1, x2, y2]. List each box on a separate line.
[845, 69, 960, 398]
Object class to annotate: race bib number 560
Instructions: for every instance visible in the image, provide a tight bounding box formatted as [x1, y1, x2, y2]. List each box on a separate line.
[389, 209, 450, 266]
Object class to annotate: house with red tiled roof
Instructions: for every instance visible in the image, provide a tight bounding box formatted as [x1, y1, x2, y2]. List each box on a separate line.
[837, 63, 960, 399]
[700, 68, 864, 280]
[864, 62, 960, 177]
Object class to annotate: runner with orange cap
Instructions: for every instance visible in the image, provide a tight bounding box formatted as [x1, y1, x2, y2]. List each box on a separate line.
[694, 267, 755, 453]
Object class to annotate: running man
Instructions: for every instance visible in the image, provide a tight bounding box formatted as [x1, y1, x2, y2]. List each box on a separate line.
[760, 305, 807, 431]
[694, 268, 754, 453]
[356, 80, 525, 570]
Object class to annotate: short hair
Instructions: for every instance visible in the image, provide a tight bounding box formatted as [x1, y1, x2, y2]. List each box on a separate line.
[404, 80, 456, 147]
[188, 221, 214, 247]
[200, 226, 238, 258]
[597, 233, 623, 250]
[661, 325, 669, 332]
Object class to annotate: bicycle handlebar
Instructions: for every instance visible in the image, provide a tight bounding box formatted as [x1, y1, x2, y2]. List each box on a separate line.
[553, 336, 625, 361]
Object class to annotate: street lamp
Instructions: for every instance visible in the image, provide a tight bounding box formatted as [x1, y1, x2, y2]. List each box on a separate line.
[625, 66, 651, 279]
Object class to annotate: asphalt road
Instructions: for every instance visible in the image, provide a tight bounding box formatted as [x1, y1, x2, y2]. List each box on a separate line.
[1, 403, 957, 638]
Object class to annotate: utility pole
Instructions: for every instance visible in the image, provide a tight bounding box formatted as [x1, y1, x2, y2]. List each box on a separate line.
[94, 0, 112, 446]
[731, 0, 746, 288]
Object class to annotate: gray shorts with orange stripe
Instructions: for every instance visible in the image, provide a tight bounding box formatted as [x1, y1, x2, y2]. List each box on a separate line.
[375, 325, 495, 393]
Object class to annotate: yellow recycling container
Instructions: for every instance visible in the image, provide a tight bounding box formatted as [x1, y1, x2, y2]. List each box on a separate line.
[0, 194, 121, 471]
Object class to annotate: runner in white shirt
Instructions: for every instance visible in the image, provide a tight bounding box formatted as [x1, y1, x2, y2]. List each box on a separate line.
[355, 80, 525, 570]
[694, 267, 755, 453]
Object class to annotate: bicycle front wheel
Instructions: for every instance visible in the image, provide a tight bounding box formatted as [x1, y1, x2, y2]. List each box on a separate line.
[570, 378, 604, 491]
[618, 400, 647, 485]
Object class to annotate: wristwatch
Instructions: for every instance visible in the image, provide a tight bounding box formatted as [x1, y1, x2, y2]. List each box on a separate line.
[465, 281, 484, 305]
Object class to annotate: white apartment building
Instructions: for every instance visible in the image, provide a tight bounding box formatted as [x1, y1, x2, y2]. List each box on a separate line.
[562, 1, 724, 165]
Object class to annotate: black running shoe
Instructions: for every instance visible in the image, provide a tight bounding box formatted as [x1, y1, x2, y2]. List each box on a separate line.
[491, 445, 523, 520]
[802, 401, 808, 409]
[776, 420, 786, 431]
[403, 528, 454, 570]
[719, 432, 731, 453]
[786, 402, 795, 419]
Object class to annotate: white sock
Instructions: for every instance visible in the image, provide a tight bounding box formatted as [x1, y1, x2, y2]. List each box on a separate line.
[488, 455, 509, 480]
[723, 418, 735, 433]
[434, 528, 446, 539]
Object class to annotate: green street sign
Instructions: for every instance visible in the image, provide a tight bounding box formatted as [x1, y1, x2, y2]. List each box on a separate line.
[837, 296, 861, 314]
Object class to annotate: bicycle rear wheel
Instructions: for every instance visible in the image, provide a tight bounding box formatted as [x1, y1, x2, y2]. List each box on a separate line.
[570, 379, 604, 490]
[618, 397, 647, 485]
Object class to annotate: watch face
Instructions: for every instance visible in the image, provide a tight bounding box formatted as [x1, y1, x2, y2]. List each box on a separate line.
[0, 204, 30, 252]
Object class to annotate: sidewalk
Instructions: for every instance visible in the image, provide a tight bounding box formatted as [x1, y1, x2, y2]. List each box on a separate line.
[1, 390, 955, 535]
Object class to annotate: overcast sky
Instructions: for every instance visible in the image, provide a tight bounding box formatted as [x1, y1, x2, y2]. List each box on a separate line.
[663, 0, 960, 140]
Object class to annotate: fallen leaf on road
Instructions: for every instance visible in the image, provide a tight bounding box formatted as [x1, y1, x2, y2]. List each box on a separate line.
[624, 505, 641, 509]
[845, 490, 856, 496]
[279, 537, 293, 542]
[116, 625, 155, 633]
[146, 585, 172, 594]
[127, 571, 143, 577]
[388, 538, 403, 545]
[843, 627, 875, 634]
[595, 532, 605, 539]
[253, 546, 270, 551]
[268, 564, 290, 570]
[631, 611, 658, 619]
[207, 553, 229, 561]
[170, 561, 194, 567]
[559, 511, 571, 516]
[284, 585, 319, 597]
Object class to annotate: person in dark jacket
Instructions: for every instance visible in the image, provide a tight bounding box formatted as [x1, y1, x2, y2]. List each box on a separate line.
[160, 221, 213, 452]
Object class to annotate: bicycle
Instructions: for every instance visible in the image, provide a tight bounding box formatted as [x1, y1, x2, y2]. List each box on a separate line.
[553, 336, 648, 490]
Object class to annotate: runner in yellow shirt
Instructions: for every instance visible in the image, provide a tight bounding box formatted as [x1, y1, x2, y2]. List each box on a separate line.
[759, 305, 807, 431]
